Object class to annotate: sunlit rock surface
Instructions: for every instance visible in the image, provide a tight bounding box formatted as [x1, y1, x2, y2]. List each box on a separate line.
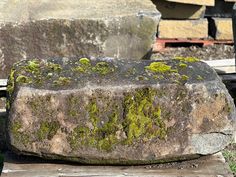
[7, 57, 236, 164]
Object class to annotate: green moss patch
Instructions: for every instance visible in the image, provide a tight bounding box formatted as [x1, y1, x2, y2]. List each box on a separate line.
[145, 62, 172, 73]
[92, 61, 115, 75]
[37, 121, 60, 141]
[67, 88, 167, 152]
[174, 57, 200, 63]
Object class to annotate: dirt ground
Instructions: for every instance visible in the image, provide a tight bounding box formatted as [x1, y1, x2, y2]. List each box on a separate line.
[152, 44, 235, 60]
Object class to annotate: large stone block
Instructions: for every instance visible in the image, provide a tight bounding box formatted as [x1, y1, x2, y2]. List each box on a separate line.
[165, 0, 215, 6]
[6, 57, 236, 164]
[158, 19, 208, 39]
[153, 0, 206, 19]
[0, 0, 161, 79]
[209, 18, 233, 40]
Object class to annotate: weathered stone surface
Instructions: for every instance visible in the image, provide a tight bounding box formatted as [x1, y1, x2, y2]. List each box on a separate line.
[209, 18, 233, 40]
[0, 0, 161, 79]
[165, 0, 214, 6]
[206, 0, 234, 18]
[7, 58, 236, 164]
[153, 0, 206, 19]
[158, 19, 208, 39]
[0, 97, 6, 110]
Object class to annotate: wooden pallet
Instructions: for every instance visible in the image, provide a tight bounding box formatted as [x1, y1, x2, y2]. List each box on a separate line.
[153, 38, 234, 52]
[1, 152, 234, 177]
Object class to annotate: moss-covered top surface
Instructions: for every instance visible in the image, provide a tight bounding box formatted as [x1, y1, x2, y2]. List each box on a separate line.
[9, 57, 218, 91]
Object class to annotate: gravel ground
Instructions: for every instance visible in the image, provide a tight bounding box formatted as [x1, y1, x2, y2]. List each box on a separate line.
[151, 44, 235, 60]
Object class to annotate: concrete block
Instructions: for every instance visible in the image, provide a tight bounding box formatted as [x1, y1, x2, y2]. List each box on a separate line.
[153, 0, 206, 19]
[209, 18, 233, 40]
[158, 19, 208, 39]
[165, 0, 215, 6]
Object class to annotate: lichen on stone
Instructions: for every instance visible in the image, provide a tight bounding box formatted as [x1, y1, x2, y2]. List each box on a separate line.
[25, 59, 40, 74]
[53, 77, 71, 86]
[197, 75, 204, 80]
[79, 58, 91, 65]
[46, 62, 62, 72]
[10, 120, 30, 145]
[72, 58, 92, 73]
[37, 121, 60, 141]
[181, 75, 189, 81]
[123, 88, 167, 144]
[145, 62, 172, 73]
[178, 62, 187, 68]
[16, 75, 32, 84]
[92, 61, 115, 75]
[174, 57, 200, 63]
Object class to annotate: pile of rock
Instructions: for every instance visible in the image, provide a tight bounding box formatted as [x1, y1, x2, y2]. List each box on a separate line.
[153, 0, 234, 40]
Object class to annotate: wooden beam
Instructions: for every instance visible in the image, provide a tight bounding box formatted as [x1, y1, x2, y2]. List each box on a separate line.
[0, 80, 7, 87]
[202, 59, 236, 74]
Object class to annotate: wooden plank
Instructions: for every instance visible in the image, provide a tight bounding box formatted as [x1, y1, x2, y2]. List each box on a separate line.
[1, 152, 233, 177]
[202, 59, 236, 74]
[0, 87, 6, 91]
[0, 79, 7, 87]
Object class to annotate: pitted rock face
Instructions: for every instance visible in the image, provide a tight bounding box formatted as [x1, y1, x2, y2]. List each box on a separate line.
[0, 0, 161, 79]
[7, 58, 236, 164]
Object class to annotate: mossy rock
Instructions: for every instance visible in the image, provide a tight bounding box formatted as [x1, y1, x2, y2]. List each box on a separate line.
[6, 58, 236, 165]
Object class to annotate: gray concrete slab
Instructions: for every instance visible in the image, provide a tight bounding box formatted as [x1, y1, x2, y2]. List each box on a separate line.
[1, 152, 234, 177]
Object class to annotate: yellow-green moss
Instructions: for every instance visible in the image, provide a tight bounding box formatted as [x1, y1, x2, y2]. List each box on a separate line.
[6, 69, 16, 110]
[145, 62, 172, 73]
[68, 126, 91, 149]
[46, 62, 62, 72]
[37, 121, 60, 141]
[174, 57, 200, 63]
[16, 75, 32, 84]
[67, 89, 168, 151]
[79, 58, 91, 65]
[181, 75, 189, 81]
[123, 88, 167, 144]
[145, 62, 178, 74]
[197, 75, 204, 80]
[178, 62, 187, 68]
[73, 58, 92, 73]
[72, 66, 86, 73]
[53, 77, 71, 86]
[92, 62, 115, 75]
[25, 59, 40, 73]
[10, 120, 30, 145]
